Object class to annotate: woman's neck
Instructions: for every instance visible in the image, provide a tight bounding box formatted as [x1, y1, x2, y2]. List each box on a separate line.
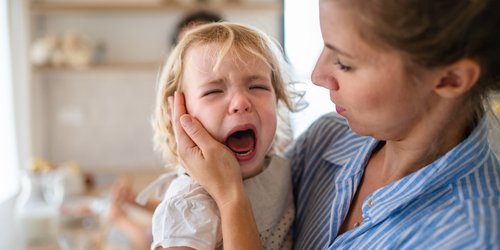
[376, 104, 472, 183]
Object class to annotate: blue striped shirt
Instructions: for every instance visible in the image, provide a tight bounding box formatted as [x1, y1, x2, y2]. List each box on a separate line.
[286, 113, 500, 249]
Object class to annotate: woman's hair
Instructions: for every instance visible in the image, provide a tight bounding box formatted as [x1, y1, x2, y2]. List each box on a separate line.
[153, 22, 297, 167]
[342, 0, 500, 123]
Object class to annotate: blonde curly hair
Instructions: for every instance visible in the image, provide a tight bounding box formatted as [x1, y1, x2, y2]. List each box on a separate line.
[152, 22, 297, 168]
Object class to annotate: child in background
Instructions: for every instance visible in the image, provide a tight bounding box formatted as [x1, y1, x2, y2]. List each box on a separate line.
[151, 22, 297, 249]
[170, 10, 223, 46]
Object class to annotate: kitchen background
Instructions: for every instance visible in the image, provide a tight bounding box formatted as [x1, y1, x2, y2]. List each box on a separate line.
[1, 0, 499, 249]
[29, 0, 285, 170]
[2, 0, 335, 249]
[27, 0, 500, 172]
[9, 0, 500, 182]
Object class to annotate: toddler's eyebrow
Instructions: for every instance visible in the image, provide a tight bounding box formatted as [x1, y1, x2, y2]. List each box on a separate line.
[246, 75, 270, 82]
[201, 78, 225, 86]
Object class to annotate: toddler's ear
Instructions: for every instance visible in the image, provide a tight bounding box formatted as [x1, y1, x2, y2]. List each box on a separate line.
[434, 59, 480, 98]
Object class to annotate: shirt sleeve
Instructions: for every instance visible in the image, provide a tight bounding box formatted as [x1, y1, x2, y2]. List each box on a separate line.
[151, 177, 222, 250]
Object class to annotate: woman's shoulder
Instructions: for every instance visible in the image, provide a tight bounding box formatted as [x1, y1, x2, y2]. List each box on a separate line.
[453, 152, 500, 202]
[447, 154, 500, 244]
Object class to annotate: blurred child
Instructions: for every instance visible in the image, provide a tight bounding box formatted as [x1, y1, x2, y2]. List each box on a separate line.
[170, 10, 223, 46]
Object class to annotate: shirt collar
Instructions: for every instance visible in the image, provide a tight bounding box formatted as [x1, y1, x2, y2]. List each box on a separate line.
[322, 128, 378, 177]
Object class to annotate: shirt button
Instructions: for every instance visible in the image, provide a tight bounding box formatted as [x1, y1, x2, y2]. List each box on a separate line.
[367, 198, 374, 207]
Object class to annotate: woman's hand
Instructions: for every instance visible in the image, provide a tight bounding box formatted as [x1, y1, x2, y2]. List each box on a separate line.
[170, 92, 261, 249]
[170, 91, 243, 207]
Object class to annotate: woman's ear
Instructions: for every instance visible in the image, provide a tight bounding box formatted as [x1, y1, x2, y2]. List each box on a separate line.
[434, 59, 481, 98]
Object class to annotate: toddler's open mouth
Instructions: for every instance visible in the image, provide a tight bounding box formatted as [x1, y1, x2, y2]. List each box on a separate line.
[225, 127, 257, 161]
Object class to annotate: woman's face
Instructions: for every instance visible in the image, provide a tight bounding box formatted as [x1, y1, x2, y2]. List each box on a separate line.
[312, 0, 437, 140]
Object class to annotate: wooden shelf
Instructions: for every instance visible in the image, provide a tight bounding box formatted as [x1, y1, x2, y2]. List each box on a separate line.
[32, 62, 162, 73]
[30, 2, 281, 14]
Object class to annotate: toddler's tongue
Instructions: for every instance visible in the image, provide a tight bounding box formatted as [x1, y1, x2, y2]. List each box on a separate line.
[226, 130, 255, 153]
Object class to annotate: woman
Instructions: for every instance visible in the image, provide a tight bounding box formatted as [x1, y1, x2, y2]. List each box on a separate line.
[171, 0, 500, 248]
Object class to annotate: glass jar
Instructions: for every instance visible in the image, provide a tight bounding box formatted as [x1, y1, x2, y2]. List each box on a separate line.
[15, 170, 60, 246]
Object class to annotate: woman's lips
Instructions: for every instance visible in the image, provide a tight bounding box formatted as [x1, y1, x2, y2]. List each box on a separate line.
[336, 106, 346, 114]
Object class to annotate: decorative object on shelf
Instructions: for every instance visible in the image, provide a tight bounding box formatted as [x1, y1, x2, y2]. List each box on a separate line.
[31, 158, 56, 171]
[93, 41, 107, 65]
[30, 34, 60, 66]
[61, 31, 95, 69]
[30, 31, 96, 69]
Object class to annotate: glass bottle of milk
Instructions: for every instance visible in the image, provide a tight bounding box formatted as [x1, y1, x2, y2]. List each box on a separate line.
[15, 170, 59, 246]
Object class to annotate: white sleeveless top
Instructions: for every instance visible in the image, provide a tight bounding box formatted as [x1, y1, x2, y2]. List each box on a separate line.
[148, 155, 294, 250]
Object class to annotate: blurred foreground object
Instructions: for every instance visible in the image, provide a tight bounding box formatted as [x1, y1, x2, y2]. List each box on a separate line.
[14, 168, 59, 247]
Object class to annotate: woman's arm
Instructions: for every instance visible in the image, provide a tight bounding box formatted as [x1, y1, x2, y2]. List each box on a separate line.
[170, 92, 261, 249]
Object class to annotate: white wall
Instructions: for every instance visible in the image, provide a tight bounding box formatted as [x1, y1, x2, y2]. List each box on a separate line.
[284, 0, 332, 138]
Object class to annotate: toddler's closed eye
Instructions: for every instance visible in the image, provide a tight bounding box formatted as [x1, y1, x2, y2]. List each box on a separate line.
[202, 89, 224, 97]
[250, 85, 271, 91]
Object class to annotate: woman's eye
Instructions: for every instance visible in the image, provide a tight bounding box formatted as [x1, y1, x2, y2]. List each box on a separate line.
[334, 59, 352, 72]
[202, 89, 223, 97]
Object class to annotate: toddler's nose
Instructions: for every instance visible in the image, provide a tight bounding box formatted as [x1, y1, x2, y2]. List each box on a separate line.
[229, 93, 252, 114]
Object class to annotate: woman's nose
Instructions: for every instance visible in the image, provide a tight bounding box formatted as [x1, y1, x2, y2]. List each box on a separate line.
[229, 92, 252, 114]
[311, 50, 339, 91]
